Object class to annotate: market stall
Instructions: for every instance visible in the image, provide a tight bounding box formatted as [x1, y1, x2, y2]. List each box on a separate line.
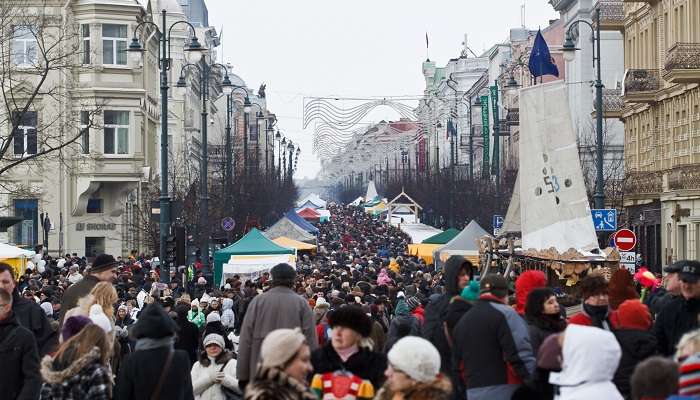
[433, 220, 489, 269]
[265, 216, 317, 244]
[0, 242, 34, 278]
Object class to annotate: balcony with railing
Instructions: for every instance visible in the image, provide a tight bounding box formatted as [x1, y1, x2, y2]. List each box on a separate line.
[623, 69, 660, 103]
[593, 88, 624, 118]
[664, 42, 700, 83]
[594, 0, 624, 31]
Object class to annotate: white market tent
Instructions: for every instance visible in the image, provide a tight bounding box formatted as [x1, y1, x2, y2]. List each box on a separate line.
[397, 223, 443, 244]
[350, 196, 364, 206]
[0, 242, 35, 277]
[296, 194, 327, 209]
[221, 254, 296, 283]
[433, 220, 490, 268]
[265, 217, 317, 244]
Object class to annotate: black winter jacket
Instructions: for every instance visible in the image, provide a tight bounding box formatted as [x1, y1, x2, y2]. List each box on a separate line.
[115, 347, 194, 400]
[58, 275, 99, 325]
[654, 296, 699, 356]
[0, 312, 41, 400]
[311, 343, 387, 389]
[422, 257, 465, 372]
[613, 329, 657, 399]
[12, 290, 57, 356]
[453, 295, 536, 399]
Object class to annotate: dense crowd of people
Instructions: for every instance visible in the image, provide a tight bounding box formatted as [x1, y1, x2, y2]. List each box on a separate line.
[0, 203, 699, 399]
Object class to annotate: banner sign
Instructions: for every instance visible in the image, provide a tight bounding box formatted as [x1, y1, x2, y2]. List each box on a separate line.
[480, 95, 490, 169]
[490, 85, 499, 175]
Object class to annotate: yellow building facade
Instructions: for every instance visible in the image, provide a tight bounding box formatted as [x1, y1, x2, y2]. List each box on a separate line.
[621, 0, 700, 268]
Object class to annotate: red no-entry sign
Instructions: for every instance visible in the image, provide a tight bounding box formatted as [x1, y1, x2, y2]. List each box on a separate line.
[614, 229, 637, 252]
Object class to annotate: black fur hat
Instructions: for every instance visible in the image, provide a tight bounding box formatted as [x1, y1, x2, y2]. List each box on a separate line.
[327, 305, 372, 337]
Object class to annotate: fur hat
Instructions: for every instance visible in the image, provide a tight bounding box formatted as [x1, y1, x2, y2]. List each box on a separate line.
[260, 328, 307, 369]
[327, 305, 372, 337]
[131, 303, 177, 339]
[90, 254, 118, 273]
[203, 333, 225, 349]
[388, 336, 441, 382]
[61, 316, 91, 342]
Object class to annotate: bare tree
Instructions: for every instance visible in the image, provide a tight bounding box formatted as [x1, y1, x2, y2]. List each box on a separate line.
[577, 118, 625, 209]
[0, 0, 102, 177]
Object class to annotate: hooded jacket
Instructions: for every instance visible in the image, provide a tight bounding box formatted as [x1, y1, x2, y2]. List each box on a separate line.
[12, 289, 57, 355]
[190, 351, 238, 400]
[385, 299, 420, 352]
[422, 256, 468, 372]
[514, 271, 547, 315]
[39, 347, 111, 400]
[220, 298, 236, 330]
[549, 325, 623, 400]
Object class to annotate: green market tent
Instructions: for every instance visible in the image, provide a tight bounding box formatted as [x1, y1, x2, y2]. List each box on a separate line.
[421, 228, 461, 244]
[214, 228, 294, 284]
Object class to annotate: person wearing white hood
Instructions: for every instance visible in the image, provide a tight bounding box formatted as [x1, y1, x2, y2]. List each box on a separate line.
[549, 324, 623, 400]
[220, 298, 235, 332]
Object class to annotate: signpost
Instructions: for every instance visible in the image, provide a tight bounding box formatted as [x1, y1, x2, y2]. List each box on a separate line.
[613, 229, 637, 273]
[492, 214, 504, 236]
[591, 209, 617, 231]
[221, 217, 236, 232]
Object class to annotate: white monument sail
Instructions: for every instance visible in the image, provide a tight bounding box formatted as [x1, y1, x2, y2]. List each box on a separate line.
[502, 171, 521, 234]
[365, 180, 378, 200]
[518, 81, 599, 252]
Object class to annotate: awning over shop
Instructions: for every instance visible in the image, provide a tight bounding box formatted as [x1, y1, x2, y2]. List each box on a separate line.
[285, 210, 319, 234]
[272, 237, 317, 251]
[297, 207, 321, 222]
[214, 228, 295, 285]
[422, 228, 461, 244]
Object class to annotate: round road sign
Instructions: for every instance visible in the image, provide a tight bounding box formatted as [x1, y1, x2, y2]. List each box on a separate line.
[221, 217, 236, 232]
[614, 229, 637, 252]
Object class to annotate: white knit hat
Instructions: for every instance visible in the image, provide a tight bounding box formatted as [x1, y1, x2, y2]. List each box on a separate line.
[191, 299, 199, 307]
[260, 328, 306, 369]
[40, 302, 53, 317]
[89, 304, 113, 333]
[206, 311, 221, 324]
[203, 333, 225, 349]
[388, 336, 441, 383]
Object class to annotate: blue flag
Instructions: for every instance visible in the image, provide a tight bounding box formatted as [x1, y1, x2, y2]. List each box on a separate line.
[528, 30, 559, 78]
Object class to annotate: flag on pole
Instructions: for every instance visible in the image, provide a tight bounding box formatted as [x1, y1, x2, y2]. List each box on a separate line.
[528, 30, 559, 79]
[425, 32, 429, 49]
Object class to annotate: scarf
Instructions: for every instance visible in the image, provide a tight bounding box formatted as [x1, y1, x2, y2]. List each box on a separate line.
[582, 303, 610, 330]
[335, 344, 359, 362]
[134, 335, 175, 351]
[529, 313, 567, 333]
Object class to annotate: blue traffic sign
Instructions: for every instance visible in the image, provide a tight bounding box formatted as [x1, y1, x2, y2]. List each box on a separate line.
[493, 215, 504, 231]
[591, 209, 617, 231]
[221, 217, 236, 232]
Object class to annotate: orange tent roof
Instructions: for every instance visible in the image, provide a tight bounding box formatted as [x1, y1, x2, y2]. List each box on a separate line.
[297, 207, 321, 220]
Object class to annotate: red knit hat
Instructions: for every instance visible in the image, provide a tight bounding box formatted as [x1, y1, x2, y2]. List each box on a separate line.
[515, 270, 547, 315]
[615, 299, 652, 330]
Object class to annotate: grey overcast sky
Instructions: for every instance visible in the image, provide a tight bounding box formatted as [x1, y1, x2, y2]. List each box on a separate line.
[205, 0, 558, 180]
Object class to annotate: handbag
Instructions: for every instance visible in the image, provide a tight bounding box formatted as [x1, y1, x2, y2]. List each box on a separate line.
[219, 359, 243, 400]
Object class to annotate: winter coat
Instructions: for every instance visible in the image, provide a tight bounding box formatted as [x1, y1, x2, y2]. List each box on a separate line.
[369, 320, 386, 353]
[58, 275, 99, 325]
[39, 347, 111, 400]
[189, 309, 206, 329]
[0, 312, 41, 400]
[374, 375, 453, 400]
[612, 329, 657, 399]
[311, 343, 388, 389]
[12, 290, 57, 355]
[526, 315, 567, 355]
[236, 286, 317, 383]
[176, 320, 201, 365]
[549, 325, 623, 400]
[115, 347, 194, 400]
[221, 299, 236, 330]
[244, 367, 316, 400]
[191, 352, 239, 400]
[654, 296, 700, 356]
[422, 257, 464, 373]
[453, 294, 536, 400]
[385, 301, 420, 352]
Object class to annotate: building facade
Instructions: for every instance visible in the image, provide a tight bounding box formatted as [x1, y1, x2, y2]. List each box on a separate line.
[621, 0, 700, 268]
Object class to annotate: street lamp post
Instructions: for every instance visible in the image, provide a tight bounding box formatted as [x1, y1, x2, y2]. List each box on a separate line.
[563, 8, 605, 209]
[224, 86, 250, 221]
[127, 9, 204, 283]
[175, 58, 233, 282]
[287, 141, 295, 181]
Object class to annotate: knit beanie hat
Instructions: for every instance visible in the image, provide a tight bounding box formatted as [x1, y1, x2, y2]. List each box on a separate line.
[394, 299, 409, 316]
[406, 296, 421, 312]
[61, 315, 91, 342]
[131, 303, 178, 339]
[203, 333, 225, 349]
[679, 353, 700, 396]
[461, 280, 481, 301]
[615, 299, 652, 330]
[206, 311, 221, 324]
[89, 304, 113, 333]
[327, 305, 372, 337]
[388, 336, 441, 383]
[260, 328, 307, 369]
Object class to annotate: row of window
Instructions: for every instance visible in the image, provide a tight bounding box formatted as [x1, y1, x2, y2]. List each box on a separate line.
[13, 110, 129, 156]
[11, 24, 128, 67]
